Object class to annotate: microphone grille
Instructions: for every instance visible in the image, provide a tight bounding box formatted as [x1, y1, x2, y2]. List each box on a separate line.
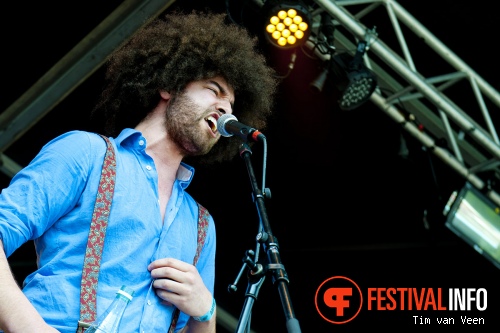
[217, 114, 238, 137]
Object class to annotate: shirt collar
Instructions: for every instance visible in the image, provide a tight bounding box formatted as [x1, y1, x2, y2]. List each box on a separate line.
[115, 128, 195, 185]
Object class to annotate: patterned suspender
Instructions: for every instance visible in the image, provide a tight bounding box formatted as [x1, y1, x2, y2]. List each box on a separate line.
[168, 204, 209, 333]
[76, 135, 210, 333]
[76, 135, 116, 332]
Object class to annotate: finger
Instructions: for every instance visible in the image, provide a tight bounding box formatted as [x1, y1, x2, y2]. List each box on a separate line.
[153, 279, 185, 303]
[150, 265, 187, 283]
[156, 289, 177, 304]
[153, 276, 180, 291]
[148, 257, 189, 271]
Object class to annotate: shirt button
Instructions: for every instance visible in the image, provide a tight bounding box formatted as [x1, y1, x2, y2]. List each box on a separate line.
[146, 165, 152, 171]
[147, 300, 152, 306]
[139, 140, 145, 146]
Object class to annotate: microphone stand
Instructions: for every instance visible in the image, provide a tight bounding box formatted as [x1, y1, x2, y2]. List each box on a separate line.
[232, 142, 301, 333]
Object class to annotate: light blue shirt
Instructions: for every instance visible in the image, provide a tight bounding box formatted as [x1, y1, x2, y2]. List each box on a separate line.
[0, 129, 216, 333]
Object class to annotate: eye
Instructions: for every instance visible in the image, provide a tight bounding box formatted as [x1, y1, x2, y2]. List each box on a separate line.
[208, 87, 218, 95]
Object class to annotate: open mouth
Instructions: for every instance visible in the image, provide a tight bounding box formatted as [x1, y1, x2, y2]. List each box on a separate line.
[205, 115, 218, 133]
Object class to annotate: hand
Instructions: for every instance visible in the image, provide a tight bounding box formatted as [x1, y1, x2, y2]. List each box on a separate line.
[148, 258, 212, 318]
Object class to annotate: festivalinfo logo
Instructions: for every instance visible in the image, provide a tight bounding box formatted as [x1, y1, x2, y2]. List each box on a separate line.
[315, 276, 487, 325]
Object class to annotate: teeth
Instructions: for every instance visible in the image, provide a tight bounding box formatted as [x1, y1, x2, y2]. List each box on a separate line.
[205, 116, 217, 132]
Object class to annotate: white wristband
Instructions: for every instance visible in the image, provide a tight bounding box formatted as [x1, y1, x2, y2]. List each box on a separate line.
[193, 297, 216, 322]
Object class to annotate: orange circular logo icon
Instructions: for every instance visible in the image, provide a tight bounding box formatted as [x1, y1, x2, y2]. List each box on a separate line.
[315, 276, 363, 324]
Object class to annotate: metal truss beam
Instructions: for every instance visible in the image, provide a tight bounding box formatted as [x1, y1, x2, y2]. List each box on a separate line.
[2, 0, 500, 202]
[0, 0, 177, 174]
[311, 0, 500, 205]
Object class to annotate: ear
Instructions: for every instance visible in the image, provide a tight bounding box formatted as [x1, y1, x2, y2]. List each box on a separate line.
[159, 90, 171, 100]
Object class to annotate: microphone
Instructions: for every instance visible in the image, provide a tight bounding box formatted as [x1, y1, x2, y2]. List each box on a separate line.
[216, 114, 266, 142]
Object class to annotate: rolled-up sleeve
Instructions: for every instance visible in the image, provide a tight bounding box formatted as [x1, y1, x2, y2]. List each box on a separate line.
[0, 131, 99, 257]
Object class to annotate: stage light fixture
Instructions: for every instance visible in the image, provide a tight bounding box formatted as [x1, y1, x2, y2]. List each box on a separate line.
[309, 67, 329, 93]
[309, 40, 377, 110]
[443, 182, 500, 269]
[263, 0, 312, 49]
[331, 41, 377, 110]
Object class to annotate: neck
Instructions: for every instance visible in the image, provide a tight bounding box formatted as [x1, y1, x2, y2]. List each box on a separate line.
[135, 104, 184, 173]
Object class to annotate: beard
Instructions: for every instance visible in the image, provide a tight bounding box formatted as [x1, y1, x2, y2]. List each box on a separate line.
[164, 92, 217, 157]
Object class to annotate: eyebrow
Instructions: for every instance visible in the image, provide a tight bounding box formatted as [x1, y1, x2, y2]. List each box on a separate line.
[209, 80, 234, 109]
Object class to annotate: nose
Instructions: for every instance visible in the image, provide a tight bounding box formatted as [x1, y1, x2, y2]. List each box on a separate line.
[217, 100, 233, 115]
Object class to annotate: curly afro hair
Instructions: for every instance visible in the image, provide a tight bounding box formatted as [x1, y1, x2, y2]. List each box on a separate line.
[91, 9, 278, 164]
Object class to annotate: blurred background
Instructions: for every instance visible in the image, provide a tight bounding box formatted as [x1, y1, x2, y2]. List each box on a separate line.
[2, 0, 500, 331]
